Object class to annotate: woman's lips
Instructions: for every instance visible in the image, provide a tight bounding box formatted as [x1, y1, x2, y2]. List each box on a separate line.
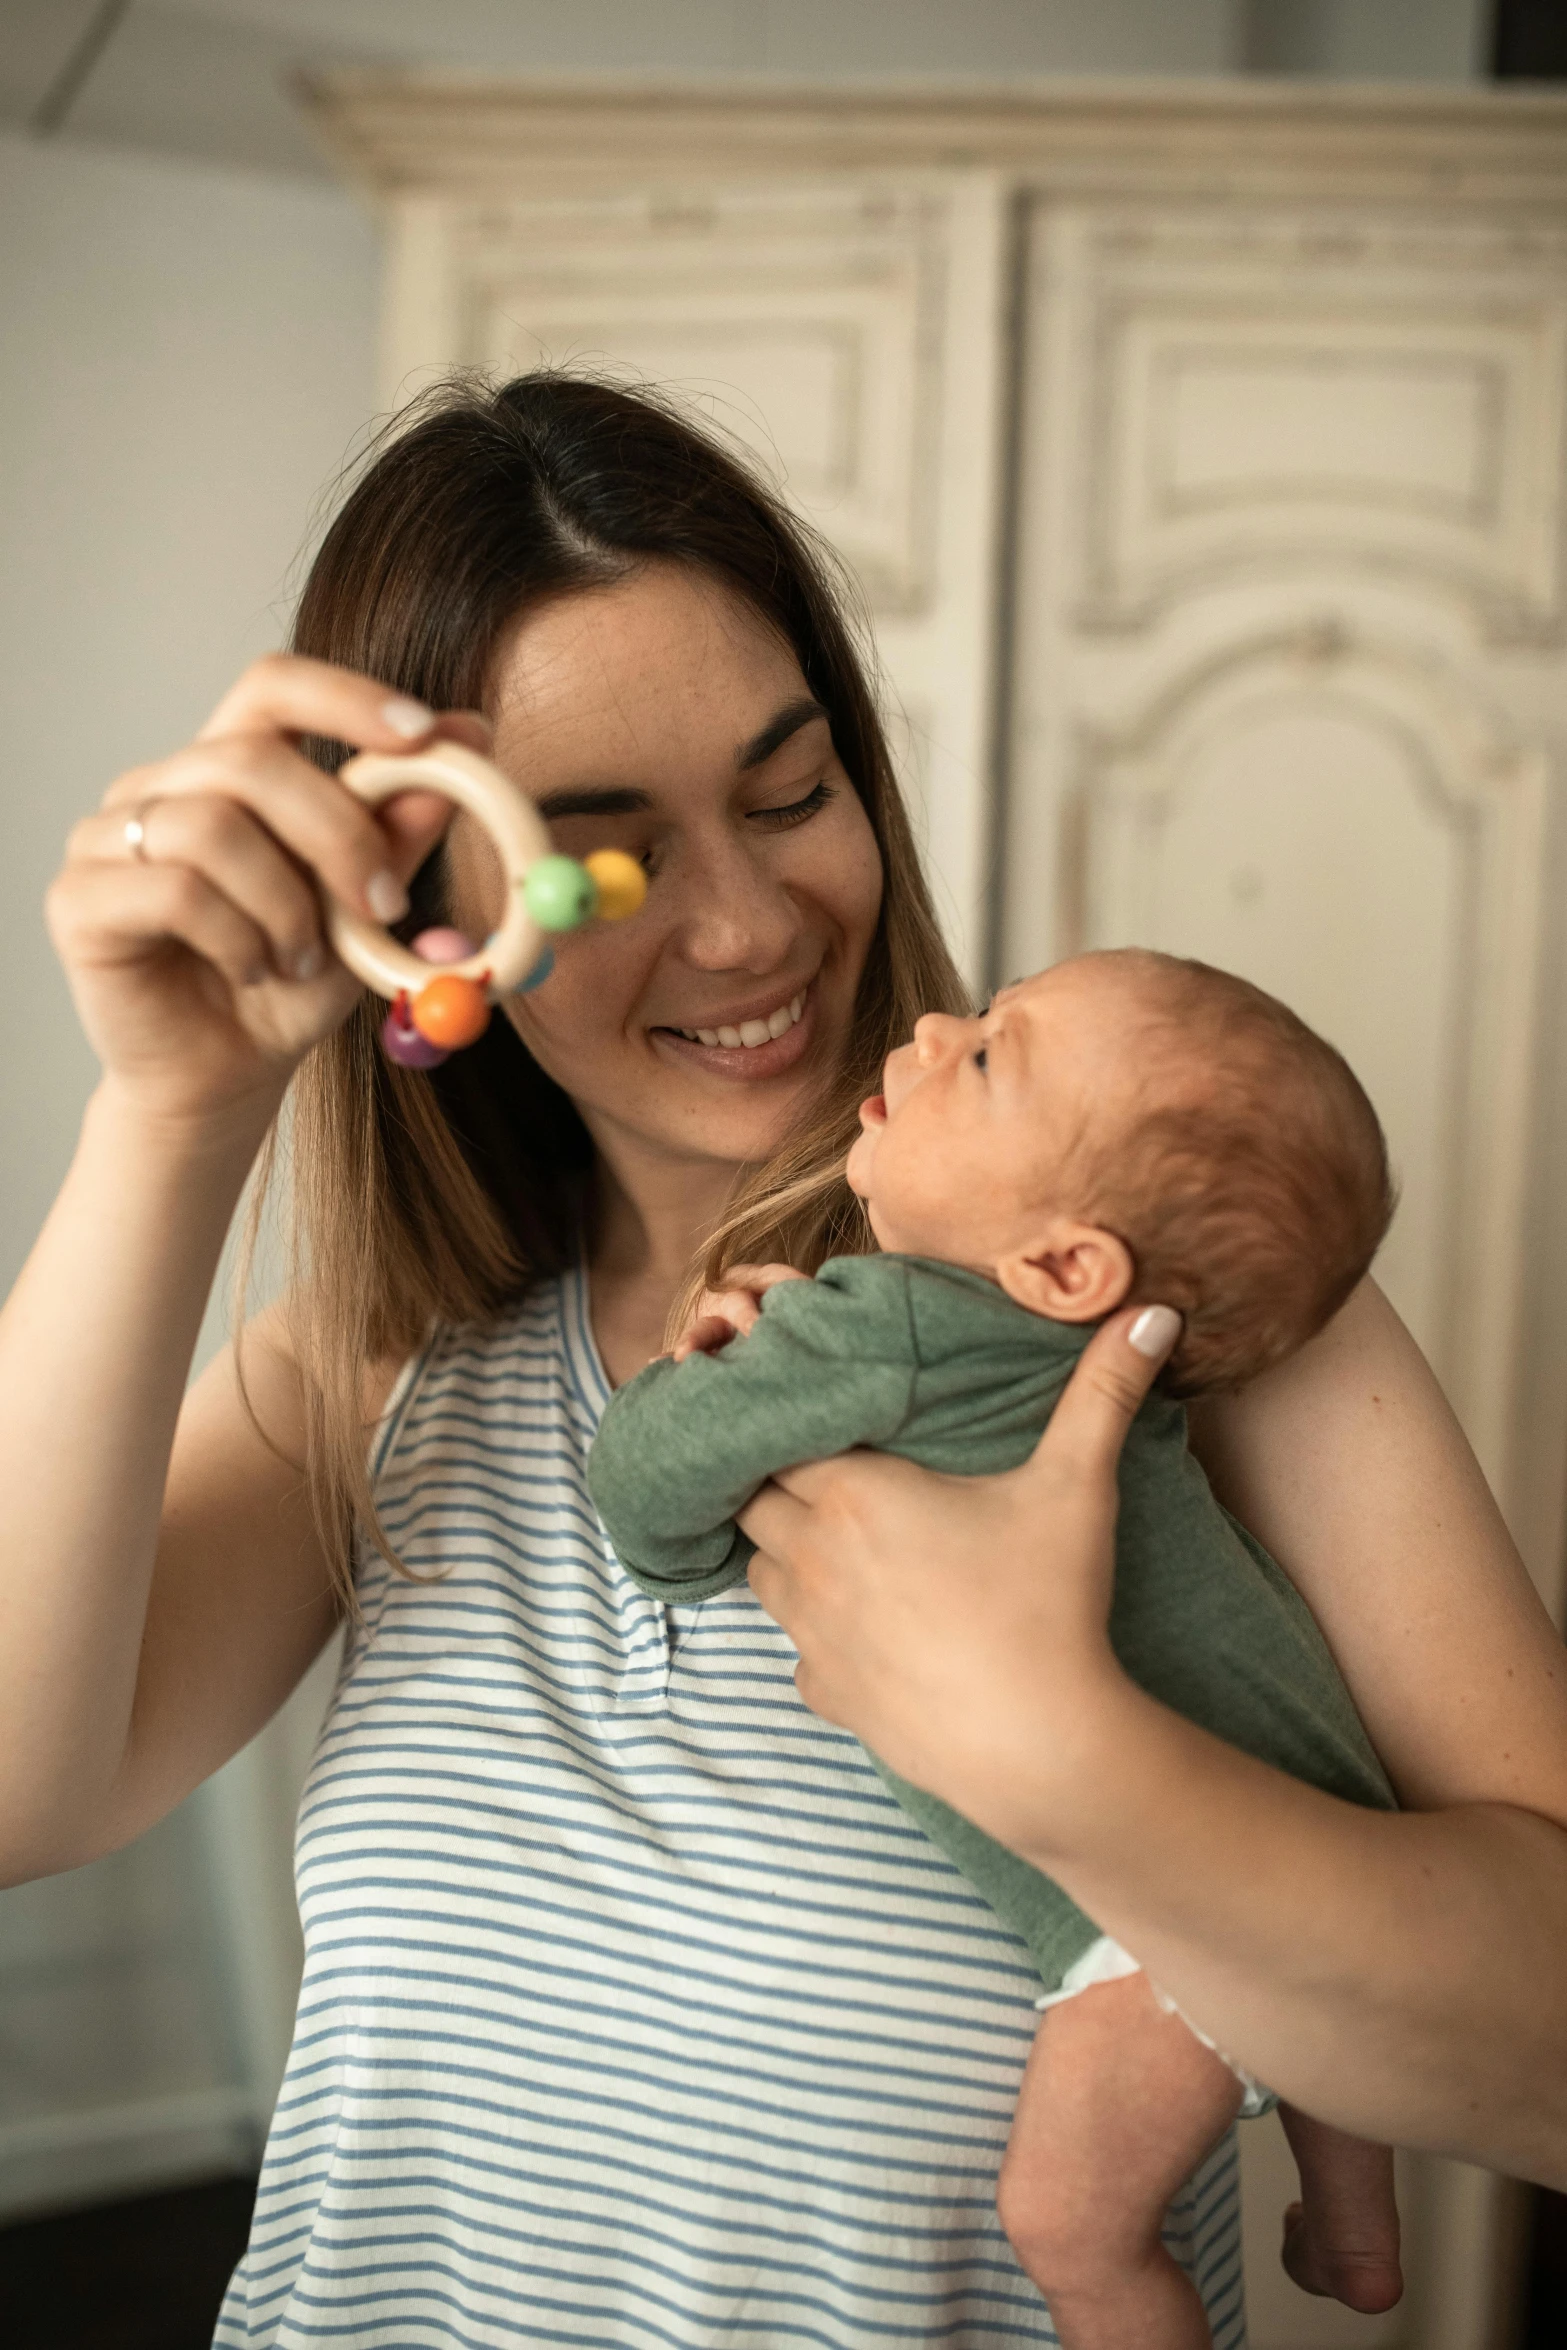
[652, 985, 816, 1081]
[859, 1092, 887, 1126]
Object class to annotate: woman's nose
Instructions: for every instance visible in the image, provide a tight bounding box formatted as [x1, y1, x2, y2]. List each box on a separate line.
[675, 832, 801, 974]
[912, 1013, 969, 1067]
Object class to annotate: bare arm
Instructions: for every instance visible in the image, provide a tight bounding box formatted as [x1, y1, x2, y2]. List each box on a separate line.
[743, 1297, 1567, 2185]
[0, 657, 467, 1882]
[1188, 1277, 1567, 1818]
[0, 1087, 341, 1880]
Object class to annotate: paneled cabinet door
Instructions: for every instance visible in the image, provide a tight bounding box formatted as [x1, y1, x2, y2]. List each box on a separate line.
[1006, 193, 1567, 2350]
[381, 173, 1012, 988]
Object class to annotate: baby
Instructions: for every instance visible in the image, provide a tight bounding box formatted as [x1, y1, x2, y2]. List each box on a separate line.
[589, 949, 1406, 2348]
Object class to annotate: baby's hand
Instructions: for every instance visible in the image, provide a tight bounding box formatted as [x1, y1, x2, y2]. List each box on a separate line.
[672, 1263, 808, 1361]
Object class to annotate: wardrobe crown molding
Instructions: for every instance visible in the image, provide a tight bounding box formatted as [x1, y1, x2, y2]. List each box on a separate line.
[296, 72, 1567, 211]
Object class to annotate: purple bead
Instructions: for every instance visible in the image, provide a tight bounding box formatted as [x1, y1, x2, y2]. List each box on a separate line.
[380, 1005, 450, 1068]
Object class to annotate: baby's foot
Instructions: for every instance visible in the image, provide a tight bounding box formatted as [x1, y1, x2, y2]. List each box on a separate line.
[1280, 2197, 1404, 2314]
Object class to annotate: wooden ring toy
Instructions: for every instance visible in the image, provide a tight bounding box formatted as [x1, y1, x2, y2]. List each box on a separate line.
[327, 742, 646, 1068]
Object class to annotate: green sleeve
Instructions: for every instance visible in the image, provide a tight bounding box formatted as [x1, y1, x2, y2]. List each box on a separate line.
[587, 1263, 919, 1601]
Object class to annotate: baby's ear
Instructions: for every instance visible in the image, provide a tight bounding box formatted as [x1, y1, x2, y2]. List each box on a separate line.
[997, 1221, 1135, 1323]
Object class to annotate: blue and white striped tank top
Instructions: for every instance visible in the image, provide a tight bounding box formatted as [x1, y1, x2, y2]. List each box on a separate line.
[215, 1266, 1246, 2347]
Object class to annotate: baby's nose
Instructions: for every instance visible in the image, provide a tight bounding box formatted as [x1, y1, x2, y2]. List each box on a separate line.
[913, 1013, 967, 1066]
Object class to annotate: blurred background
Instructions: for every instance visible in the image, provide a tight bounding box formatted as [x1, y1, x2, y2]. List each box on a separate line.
[1, 5, 1565, 2347]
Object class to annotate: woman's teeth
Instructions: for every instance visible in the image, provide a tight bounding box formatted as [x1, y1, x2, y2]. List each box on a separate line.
[675, 993, 805, 1050]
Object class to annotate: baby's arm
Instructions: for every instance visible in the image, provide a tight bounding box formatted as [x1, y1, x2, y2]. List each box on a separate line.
[672, 1262, 810, 1361]
[588, 1261, 919, 1602]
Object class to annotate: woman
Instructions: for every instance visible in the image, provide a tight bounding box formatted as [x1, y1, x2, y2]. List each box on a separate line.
[2, 375, 1562, 2345]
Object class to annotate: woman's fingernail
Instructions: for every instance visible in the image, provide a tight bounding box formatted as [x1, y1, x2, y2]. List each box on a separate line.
[382, 696, 434, 739]
[292, 942, 324, 982]
[1129, 1305, 1182, 1358]
[366, 870, 409, 922]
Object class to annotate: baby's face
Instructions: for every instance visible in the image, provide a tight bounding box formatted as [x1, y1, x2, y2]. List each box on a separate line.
[847, 959, 1142, 1269]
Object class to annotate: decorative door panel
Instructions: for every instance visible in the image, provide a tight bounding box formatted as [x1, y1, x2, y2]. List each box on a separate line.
[1061, 209, 1567, 644]
[381, 178, 1010, 984]
[1068, 626, 1547, 1490]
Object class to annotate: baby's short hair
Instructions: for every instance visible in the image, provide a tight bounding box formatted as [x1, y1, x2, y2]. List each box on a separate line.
[1066, 952, 1395, 1396]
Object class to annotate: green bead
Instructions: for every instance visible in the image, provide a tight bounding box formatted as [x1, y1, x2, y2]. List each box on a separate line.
[523, 855, 599, 932]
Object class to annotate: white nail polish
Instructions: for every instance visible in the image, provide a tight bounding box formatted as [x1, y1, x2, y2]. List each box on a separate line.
[367, 870, 409, 922]
[382, 697, 434, 739]
[1129, 1306, 1182, 1358]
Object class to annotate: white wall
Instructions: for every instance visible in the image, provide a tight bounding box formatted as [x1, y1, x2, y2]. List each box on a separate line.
[0, 125, 375, 2216]
[0, 127, 376, 1298]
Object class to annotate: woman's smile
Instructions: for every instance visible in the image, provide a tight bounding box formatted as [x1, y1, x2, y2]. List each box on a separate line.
[651, 978, 814, 1080]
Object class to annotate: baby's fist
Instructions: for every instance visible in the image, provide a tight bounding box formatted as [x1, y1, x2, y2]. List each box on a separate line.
[672, 1263, 807, 1361]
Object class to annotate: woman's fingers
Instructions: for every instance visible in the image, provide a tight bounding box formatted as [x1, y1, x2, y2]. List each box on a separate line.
[48, 857, 277, 997]
[1026, 1306, 1182, 1489]
[196, 652, 438, 752]
[71, 793, 332, 982]
[98, 736, 443, 928]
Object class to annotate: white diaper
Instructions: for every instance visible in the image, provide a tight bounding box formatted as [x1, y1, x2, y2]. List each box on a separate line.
[1034, 1934, 1277, 2119]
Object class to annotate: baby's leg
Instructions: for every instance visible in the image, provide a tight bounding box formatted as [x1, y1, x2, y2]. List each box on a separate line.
[1278, 2103, 1403, 2313]
[997, 1969, 1242, 2349]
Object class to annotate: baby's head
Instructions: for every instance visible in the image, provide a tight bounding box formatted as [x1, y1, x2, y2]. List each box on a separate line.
[845, 950, 1394, 1395]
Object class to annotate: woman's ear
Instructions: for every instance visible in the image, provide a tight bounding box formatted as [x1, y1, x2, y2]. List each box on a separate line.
[996, 1220, 1135, 1323]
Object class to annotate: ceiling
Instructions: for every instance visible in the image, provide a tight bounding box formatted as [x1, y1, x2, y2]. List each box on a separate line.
[0, 2, 1487, 186]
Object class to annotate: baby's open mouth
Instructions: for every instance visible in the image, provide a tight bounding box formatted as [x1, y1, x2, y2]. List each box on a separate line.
[667, 991, 806, 1052]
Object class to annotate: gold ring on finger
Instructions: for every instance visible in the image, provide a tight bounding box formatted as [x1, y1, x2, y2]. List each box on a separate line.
[122, 800, 158, 861]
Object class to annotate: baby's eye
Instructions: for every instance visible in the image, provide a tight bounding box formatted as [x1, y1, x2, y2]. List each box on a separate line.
[973, 1046, 988, 1071]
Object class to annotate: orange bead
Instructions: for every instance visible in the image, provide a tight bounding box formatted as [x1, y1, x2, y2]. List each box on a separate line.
[410, 973, 491, 1049]
[584, 848, 647, 921]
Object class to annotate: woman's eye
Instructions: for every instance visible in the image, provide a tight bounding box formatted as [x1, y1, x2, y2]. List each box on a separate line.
[749, 779, 836, 830]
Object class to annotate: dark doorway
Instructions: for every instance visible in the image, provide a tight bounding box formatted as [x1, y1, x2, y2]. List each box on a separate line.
[0, 2174, 257, 2350]
[1493, 0, 1567, 76]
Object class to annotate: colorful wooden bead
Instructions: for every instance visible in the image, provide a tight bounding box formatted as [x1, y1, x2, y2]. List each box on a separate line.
[381, 1001, 451, 1069]
[410, 973, 491, 1049]
[523, 854, 599, 932]
[583, 849, 647, 921]
[412, 925, 477, 964]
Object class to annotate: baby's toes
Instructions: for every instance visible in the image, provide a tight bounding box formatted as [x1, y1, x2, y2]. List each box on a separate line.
[1281, 2201, 1405, 2314]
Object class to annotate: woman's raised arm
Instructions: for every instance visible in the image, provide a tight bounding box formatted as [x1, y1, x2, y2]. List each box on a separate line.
[0, 658, 463, 1883]
[742, 1301, 1567, 2187]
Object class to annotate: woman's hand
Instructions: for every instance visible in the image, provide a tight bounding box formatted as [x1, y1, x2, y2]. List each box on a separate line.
[45, 655, 488, 1134]
[672, 1262, 807, 1360]
[741, 1303, 1181, 1842]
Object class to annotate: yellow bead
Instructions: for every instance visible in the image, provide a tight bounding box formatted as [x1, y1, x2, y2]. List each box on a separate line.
[583, 848, 647, 922]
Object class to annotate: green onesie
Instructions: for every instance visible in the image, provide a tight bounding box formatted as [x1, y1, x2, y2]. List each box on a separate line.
[587, 1254, 1395, 1992]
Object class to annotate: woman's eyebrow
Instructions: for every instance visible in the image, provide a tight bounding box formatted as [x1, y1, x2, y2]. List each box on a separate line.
[534, 785, 654, 821]
[736, 698, 829, 772]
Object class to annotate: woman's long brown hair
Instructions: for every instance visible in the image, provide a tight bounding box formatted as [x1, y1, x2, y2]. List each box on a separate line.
[258, 373, 969, 1607]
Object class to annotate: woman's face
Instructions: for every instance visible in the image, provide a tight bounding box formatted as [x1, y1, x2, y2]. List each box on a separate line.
[445, 563, 884, 1178]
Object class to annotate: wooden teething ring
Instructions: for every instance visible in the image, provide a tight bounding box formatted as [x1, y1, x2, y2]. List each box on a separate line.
[328, 742, 550, 1001]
